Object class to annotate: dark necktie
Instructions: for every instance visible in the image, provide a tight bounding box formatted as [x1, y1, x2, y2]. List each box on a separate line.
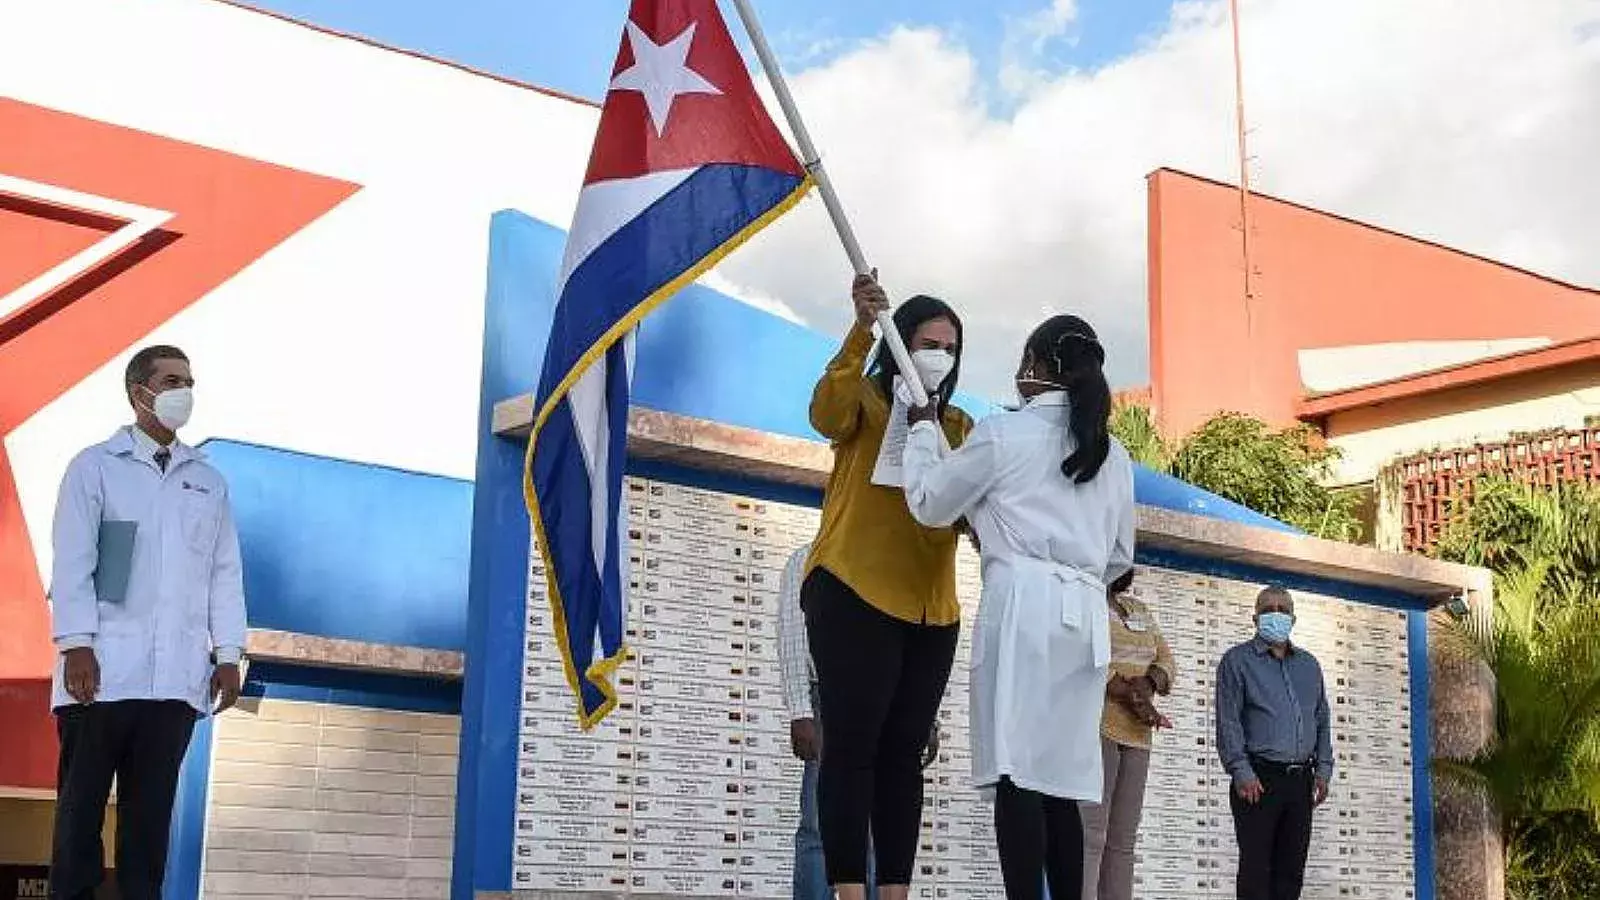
[154, 447, 170, 473]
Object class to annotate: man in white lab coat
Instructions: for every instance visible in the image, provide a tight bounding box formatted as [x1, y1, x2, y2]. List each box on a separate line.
[48, 345, 248, 900]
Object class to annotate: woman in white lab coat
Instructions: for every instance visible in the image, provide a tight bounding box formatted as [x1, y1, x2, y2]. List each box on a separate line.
[901, 315, 1135, 900]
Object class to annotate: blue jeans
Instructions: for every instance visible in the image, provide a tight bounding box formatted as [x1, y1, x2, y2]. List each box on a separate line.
[797, 758, 877, 899]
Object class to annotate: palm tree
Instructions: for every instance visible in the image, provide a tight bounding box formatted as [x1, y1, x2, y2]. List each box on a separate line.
[1433, 479, 1600, 900]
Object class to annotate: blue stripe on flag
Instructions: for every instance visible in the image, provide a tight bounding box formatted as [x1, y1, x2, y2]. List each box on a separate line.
[529, 341, 631, 721]
[599, 340, 630, 657]
[534, 164, 805, 402]
[528, 161, 812, 727]
[531, 399, 611, 714]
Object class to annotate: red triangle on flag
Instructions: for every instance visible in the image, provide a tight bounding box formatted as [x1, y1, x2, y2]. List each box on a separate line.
[584, 0, 805, 185]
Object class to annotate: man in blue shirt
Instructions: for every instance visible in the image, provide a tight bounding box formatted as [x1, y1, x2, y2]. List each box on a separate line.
[1215, 586, 1332, 900]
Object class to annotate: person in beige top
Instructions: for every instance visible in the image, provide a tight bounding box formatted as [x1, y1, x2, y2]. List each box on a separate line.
[1082, 569, 1175, 900]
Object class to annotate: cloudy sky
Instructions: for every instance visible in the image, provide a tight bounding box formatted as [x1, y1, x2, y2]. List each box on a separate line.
[255, 0, 1600, 398]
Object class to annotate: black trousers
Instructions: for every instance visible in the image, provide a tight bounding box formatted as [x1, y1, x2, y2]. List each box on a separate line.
[803, 568, 958, 886]
[52, 700, 197, 900]
[1229, 762, 1316, 900]
[993, 777, 1083, 900]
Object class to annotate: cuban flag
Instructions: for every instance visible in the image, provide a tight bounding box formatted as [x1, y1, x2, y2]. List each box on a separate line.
[527, 0, 812, 728]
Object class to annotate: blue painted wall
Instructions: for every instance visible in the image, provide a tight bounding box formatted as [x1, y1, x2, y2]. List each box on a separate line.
[146, 354, 502, 896]
[1408, 612, 1438, 900]
[162, 716, 213, 900]
[204, 440, 473, 652]
[163, 443, 475, 900]
[454, 211, 562, 900]
[1135, 467, 1294, 532]
[243, 661, 463, 714]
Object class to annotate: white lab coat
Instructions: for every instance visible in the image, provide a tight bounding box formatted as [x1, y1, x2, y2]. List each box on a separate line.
[903, 393, 1135, 802]
[49, 427, 248, 713]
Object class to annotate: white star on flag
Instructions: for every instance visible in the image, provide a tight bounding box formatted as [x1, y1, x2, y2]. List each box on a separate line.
[609, 20, 722, 137]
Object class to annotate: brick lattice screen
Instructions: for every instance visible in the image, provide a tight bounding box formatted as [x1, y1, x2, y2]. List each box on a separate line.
[1397, 425, 1600, 552]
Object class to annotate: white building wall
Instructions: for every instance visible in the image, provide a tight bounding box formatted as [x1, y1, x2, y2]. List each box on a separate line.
[0, 0, 599, 584]
[1298, 338, 1551, 393]
[1328, 382, 1600, 485]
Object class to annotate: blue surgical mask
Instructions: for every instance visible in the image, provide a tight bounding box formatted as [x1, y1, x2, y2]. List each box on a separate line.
[1257, 611, 1294, 644]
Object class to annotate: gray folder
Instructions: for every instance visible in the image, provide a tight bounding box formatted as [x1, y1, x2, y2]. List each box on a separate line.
[94, 520, 137, 604]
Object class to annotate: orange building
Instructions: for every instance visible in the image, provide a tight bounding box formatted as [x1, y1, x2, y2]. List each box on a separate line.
[1142, 168, 1600, 548]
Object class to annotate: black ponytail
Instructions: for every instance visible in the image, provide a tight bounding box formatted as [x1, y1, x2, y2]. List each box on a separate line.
[1025, 315, 1112, 483]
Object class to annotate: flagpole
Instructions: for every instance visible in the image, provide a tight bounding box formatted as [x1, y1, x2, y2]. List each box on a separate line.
[728, 0, 931, 408]
[1228, 0, 1258, 409]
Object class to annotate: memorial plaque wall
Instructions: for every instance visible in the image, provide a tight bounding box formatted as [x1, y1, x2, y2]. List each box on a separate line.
[514, 478, 1416, 899]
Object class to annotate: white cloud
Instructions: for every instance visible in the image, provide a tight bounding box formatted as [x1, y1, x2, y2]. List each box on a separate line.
[714, 0, 1600, 401]
[772, 20, 847, 68]
[1014, 0, 1082, 49]
[1002, 0, 1082, 95]
[697, 270, 807, 324]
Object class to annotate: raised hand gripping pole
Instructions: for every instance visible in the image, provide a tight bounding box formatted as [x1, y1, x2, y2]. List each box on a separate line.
[729, 0, 930, 409]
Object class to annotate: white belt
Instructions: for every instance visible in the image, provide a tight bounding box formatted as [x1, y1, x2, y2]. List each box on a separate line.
[1006, 557, 1110, 669]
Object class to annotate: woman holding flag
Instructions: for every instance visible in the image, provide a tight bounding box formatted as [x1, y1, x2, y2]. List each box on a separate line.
[802, 273, 973, 900]
[901, 315, 1136, 900]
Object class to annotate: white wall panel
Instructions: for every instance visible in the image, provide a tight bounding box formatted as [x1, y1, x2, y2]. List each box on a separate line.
[515, 479, 1418, 898]
[204, 698, 460, 900]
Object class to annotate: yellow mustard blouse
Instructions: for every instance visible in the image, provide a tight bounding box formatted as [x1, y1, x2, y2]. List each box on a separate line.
[805, 324, 972, 626]
[1101, 589, 1178, 749]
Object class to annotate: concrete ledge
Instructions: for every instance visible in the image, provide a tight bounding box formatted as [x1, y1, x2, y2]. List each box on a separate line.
[493, 396, 1485, 601]
[1135, 505, 1487, 602]
[489, 393, 535, 437]
[246, 629, 464, 680]
[494, 398, 832, 489]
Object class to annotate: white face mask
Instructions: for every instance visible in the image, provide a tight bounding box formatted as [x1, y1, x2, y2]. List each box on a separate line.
[1013, 366, 1069, 407]
[911, 349, 955, 393]
[1016, 376, 1068, 393]
[141, 386, 194, 431]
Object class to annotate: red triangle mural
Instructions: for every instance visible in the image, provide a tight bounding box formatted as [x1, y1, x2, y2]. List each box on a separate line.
[0, 99, 359, 787]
